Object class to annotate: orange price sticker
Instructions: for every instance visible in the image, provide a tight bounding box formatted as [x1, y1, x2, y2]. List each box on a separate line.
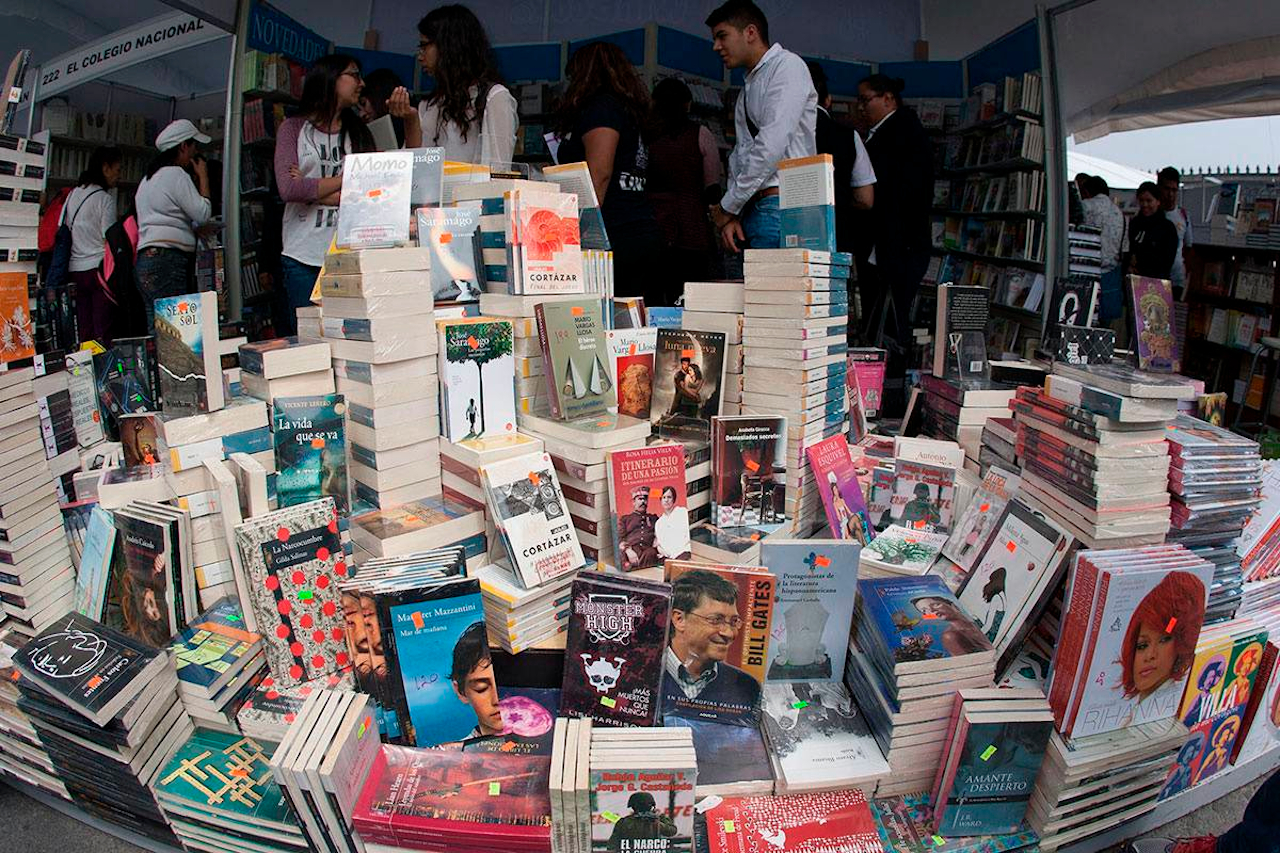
[814, 555, 831, 568]
[571, 306, 585, 316]
[311, 437, 326, 449]
[979, 502, 990, 512]
[744, 459, 760, 472]
[1166, 617, 1177, 633]
[629, 343, 637, 356]
[527, 472, 541, 485]
[411, 612, 425, 630]
[439, 233, 453, 244]
[1006, 540, 1017, 553]
[467, 335, 480, 349]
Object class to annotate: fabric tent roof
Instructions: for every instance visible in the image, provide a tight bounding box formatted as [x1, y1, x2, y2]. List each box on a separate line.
[1066, 151, 1154, 190]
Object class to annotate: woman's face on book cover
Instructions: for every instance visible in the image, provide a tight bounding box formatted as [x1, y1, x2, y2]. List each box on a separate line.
[1133, 623, 1177, 694]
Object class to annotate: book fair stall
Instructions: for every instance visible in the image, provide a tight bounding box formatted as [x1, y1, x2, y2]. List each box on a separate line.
[2, 2, 1280, 853]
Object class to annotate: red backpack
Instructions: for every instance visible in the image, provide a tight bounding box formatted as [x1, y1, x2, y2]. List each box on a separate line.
[38, 187, 72, 253]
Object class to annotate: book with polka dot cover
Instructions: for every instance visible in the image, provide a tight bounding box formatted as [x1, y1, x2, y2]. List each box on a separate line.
[233, 497, 351, 689]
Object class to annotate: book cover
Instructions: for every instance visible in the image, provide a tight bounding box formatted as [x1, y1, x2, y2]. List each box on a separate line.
[703, 790, 881, 853]
[438, 318, 516, 442]
[589, 765, 695, 853]
[416, 205, 483, 302]
[661, 715, 772, 791]
[112, 510, 177, 646]
[890, 460, 957, 534]
[763, 540, 860, 683]
[66, 351, 104, 447]
[607, 444, 690, 571]
[167, 597, 260, 689]
[612, 297, 646, 330]
[942, 467, 1021, 572]
[273, 394, 349, 516]
[482, 451, 585, 587]
[935, 717, 1052, 835]
[0, 270, 34, 363]
[711, 416, 788, 530]
[870, 793, 1039, 853]
[760, 681, 888, 788]
[542, 161, 610, 250]
[455, 686, 559, 756]
[778, 154, 837, 252]
[560, 574, 671, 727]
[1054, 325, 1114, 366]
[336, 150, 414, 249]
[1047, 276, 1099, 329]
[73, 505, 116, 621]
[859, 576, 993, 667]
[860, 525, 946, 576]
[155, 730, 297, 829]
[934, 285, 988, 380]
[1130, 275, 1179, 372]
[536, 299, 615, 420]
[93, 336, 159, 441]
[233, 498, 350, 688]
[155, 291, 224, 415]
[606, 327, 657, 420]
[849, 349, 886, 419]
[1234, 639, 1280, 765]
[806, 435, 873, 543]
[510, 191, 583, 294]
[662, 561, 774, 726]
[652, 328, 727, 442]
[407, 146, 445, 210]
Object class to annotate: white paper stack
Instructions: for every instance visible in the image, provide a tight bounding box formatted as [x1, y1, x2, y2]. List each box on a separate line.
[682, 281, 745, 415]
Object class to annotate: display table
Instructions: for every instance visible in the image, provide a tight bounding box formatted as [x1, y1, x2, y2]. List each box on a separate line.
[0, 776, 183, 853]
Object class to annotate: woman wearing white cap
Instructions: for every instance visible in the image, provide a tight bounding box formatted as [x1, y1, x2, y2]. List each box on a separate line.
[134, 118, 213, 332]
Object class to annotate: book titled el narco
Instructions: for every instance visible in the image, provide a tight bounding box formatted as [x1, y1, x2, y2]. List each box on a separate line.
[155, 291, 223, 415]
[336, 151, 414, 249]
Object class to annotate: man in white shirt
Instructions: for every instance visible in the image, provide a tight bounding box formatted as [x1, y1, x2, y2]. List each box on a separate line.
[1159, 166, 1193, 289]
[706, 0, 817, 252]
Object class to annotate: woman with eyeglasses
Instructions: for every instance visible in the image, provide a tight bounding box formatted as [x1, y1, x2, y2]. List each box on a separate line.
[389, 4, 517, 167]
[274, 53, 374, 334]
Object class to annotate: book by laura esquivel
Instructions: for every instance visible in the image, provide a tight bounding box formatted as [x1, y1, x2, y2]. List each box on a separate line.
[155, 291, 223, 415]
[607, 444, 690, 571]
[652, 328, 727, 442]
[606, 327, 657, 420]
[416, 204, 483, 302]
[806, 434, 873, 544]
[336, 150, 414, 249]
[1130, 274, 1179, 372]
[535, 299, 614, 420]
[438, 317, 516, 443]
[763, 540, 860, 683]
[273, 394, 349, 515]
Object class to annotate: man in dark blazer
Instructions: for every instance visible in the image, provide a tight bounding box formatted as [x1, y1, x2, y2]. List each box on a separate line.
[807, 61, 875, 259]
[663, 569, 761, 722]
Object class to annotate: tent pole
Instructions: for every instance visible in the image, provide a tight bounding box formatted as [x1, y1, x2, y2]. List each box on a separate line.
[223, 0, 251, 324]
[1038, 3, 1068, 332]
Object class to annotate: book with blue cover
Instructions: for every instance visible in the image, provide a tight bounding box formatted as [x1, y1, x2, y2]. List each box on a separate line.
[857, 576, 995, 676]
[273, 394, 349, 515]
[779, 155, 838, 252]
[73, 505, 116, 621]
[763, 540, 860, 683]
[168, 596, 262, 693]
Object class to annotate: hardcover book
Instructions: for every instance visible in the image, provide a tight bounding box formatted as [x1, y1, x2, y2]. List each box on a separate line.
[652, 328, 727, 442]
[481, 451, 585, 587]
[416, 205, 483, 302]
[606, 327, 658, 420]
[663, 560, 775, 726]
[273, 394, 349, 515]
[763, 540, 860, 683]
[336, 150, 414, 249]
[711, 416, 788, 530]
[806, 434, 873, 543]
[155, 291, 224, 415]
[438, 317, 516, 443]
[535, 299, 615, 420]
[93, 336, 159, 441]
[1130, 275, 1179, 372]
[607, 444, 690, 571]
[509, 190, 583, 294]
[942, 467, 1021, 572]
[560, 573, 671, 726]
[890, 460, 957, 534]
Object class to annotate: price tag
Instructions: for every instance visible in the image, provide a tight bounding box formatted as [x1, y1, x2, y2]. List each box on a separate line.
[600, 696, 617, 708]
[298, 590, 314, 601]
[1166, 617, 1177, 633]
[724, 821, 735, 833]
[980, 745, 997, 761]
[488, 782, 501, 796]
[602, 812, 620, 823]
[932, 835, 946, 846]
[792, 701, 808, 710]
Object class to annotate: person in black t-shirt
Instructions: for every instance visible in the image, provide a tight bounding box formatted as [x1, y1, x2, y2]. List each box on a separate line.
[554, 42, 665, 303]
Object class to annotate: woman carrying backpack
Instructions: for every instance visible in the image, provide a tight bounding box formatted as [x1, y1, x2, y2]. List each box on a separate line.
[62, 146, 122, 345]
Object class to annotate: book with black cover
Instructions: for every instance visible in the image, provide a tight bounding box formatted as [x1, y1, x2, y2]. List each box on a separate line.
[111, 509, 178, 646]
[93, 336, 160, 441]
[1047, 275, 1099, 330]
[934, 284, 989, 380]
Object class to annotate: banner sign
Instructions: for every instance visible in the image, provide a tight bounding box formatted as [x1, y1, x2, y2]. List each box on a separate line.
[36, 12, 226, 100]
[247, 2, 329, 65]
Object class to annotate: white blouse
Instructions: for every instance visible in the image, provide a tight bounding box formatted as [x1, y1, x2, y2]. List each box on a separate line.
[416, 84, 518, 167]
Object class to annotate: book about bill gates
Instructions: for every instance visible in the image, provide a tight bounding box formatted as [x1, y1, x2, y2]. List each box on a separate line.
[763, 540, 860, 683]
[438, 317, 516, 443]
[806, 434, 873, 544]
[607, 443, 690, 572]
[652, 328, 727, 442]
[155, 291, 224, 415]
[273, 394, 350, 516]
[560, 573, 671, 727]
[1130, 275, 1179, 372]
[535, 298, 614, 421]
[336, 150, 414, 249]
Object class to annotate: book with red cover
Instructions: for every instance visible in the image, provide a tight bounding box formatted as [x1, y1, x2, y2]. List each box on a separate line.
[806, 434, 873, 543]
[606, 444, 690, 571]
[703, 790, 881, 853]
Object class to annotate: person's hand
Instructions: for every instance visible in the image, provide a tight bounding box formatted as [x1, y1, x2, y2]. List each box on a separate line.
[708, 204, 733, 231]
[318, 190, 341, 206]
[387, 87, 418, 124]
[721, 217, 745, 253]
[191, 157, 208, 182]
[288, 165, 302, 179]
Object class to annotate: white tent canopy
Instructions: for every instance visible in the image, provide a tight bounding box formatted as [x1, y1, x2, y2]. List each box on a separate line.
[1066, 151, 1154, 190]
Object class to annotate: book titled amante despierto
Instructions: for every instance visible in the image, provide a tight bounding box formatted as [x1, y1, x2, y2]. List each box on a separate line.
[336, 151, 414, 249]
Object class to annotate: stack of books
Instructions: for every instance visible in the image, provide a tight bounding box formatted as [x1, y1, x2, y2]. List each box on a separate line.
[323, 245, 442, 509]
[475, 561, 574, 652]
[682, 281, 745, 415]
[1047, 545, 1214, 739]
[550, 717, 589, 853]
[0, 367, 77, 636]
[239, 336, 334, 403]
[1027, 719, 1187, 851]
[451, 175, 558, 292]
[844, 576, 996, 797]
[268, 688, 380, 853]
[169, 597, 266, 732]
[237, 672, 354, 742]
[154, 730, 305, 853]
[760, 681, 888, 794]
[701, 790, 883, 853]
[1164, 415, 1262, 624]
[1013, 363, 1196, 548]
[980, 415, 1018, 473]
[0, 630, 69, 798]
[476, 296, 579, 416]
[348, 495, 485, 574]
[920, 374, 1018, 465]
[583, 726, 697, 851]
[740, 248, 851, 536]
[1240, 460, 1280, 582]
[439, 432, 544, 565]
[12, 613, 192, 844]
[31, 360, 82, 491]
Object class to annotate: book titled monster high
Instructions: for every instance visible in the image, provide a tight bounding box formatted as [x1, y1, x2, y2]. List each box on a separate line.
[336, 151, 414, 249]
[535, 298, 614, 421]
[560, 573, 671, 727]
[763, 540, 860, 684]
[155, 291, 224, 415]
[273, 394, 349, 516]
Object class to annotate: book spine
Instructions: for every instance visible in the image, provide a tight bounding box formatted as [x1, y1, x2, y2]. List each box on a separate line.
[534, 303, 561, 419]
[1064, 569, 1114, 736]
[1048, 555, 1097, 726]
[930, 694, 966, 818]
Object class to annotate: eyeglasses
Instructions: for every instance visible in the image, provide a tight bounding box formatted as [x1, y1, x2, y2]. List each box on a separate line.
[684, 611, 743, 630]
[340, 70, 363, 81]
[856, 93, 882, 105]
[417, 41, 432, 53]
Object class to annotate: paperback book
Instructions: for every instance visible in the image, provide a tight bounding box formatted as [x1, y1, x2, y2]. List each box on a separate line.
[481, 451, 585, 587]
[589, 764, 695, 853]
[702, 790, 882, 853]
[606, 326, 658, 420]
[934, 284, 989, 380]
[760, 681, 889, 791]
[155, 291, 224, 415]
[942, 466, 1021, 572]
[859, 575, 994, 669]
[849, 348, 887, 419]
[890, 460, 957, 534]
[806, 434, 873, 543]
[860, 525, 947, 576]
[763, 540, 860, 682]
[535, 299, 615, 420]
[336, 150, 414, 249]
[508, 190, 583, 294]
[438, 317, 516, 442]
[712, 416, 788, 530]
[607, 444, 690, 571]
[272, 394, 349, 515]
[93, 336, 159, 440]
[652, 328, 727, 441]
[1130, 275, 1179, 372]
[416, 205, 483, 302]
[112, 508, 178, 645]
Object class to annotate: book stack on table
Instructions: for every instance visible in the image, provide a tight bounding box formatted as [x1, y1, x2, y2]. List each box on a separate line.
[321, 246, 442, 509]
[740, 248, 851, 536]
[920, 374, 1018, 468]
[682, 280, 745, 415]
[585, 727, 697, 852]
[440, 433, 543, 566]
[236, 671, 355, 743]
[0, 366, 77, 637]
[0, 629, 69, 798]
[475, 561, 575, 653]
[30, 358, 82, 491]
[760, 680, 889, 795]
[473, 300, 558, 417]
[168, 596, 267, 733]
[844, 576, 996, 797]
[980, 415, 1019, 475]
[12, 613, 193, 845]
[239, 336, 334, 404]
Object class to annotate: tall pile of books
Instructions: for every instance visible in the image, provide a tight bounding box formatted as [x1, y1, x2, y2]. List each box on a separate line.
[0, 630, 68, 798]
[579, 725, 696, 851]
[237, 672, 355, 743]
[682, 281, 745, 415]
[169, 597, 267, 732]
[921, 375, 1016, 466]
[320, 246, 441, 509]
[844, 576, 996, 797]
[0, 135, 42, 348]
[0, 366, 77, 637]
[1013, 363, 1196, 548]
[12, 613, 192, 844]
[32, 359, 82, 495]
[740, 248, 851, 535]
[240, 336, 334, 404]
[980, 415, 1018, 473]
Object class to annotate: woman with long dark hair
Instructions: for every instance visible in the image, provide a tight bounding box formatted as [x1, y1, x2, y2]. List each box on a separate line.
[134, 119, 212, 332]
[1128, 181, 1178, 280]
[389, 4, 517, 166]
[63, 145, 122, 344]
[555, 42, 664, 302]
[274, 53, 374, 333]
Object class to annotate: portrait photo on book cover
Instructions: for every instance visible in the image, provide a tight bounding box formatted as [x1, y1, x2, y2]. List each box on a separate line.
[492, 463, 565, 523]
[898, 595, 990, 661]
[651, 331, 723, 438]
[618, 485, 691, 571]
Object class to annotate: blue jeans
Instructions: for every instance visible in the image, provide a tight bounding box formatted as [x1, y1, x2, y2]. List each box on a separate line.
[281, 256, 321, 336]
[134, 247, 195, 334]
[741, 195, 781, 250]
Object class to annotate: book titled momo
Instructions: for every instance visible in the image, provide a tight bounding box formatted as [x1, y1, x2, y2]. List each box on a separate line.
[806, 435, 873, 543]
[481, 451, 585, 587]
[155, 291, 224, 415]
[1130, 275, 1179, 372]
[663, 560, 775, 726]
[703, 790, 882, 853]
[890, 459, 956, 534]
[606, 326, 658, 420]
[273, 394, 349, 515]
[652, 328, 727, 441]
[711, 416, 788, 530]
[438, 317, 516, 442]
[416, 205, 483, 302]
[233, 497, 350, 688]
[509, 191, 583, 294]
[336, 150, 414, 249]
[607, 444, 690, 571]
[560, 573, 671, 726]
[763, 540, 860, 683]
[535, 299, 614, 420]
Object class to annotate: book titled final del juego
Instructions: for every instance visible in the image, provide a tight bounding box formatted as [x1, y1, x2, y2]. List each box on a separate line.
[273, 394, 349, 516]
[481, 451, 585, 588]
[155, 291, 224, 415]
